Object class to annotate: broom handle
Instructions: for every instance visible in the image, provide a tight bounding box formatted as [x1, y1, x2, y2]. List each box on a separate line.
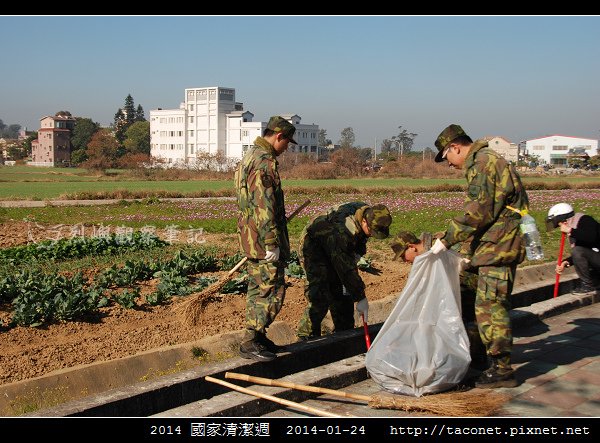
[225, 372, 371, 402]
[205, 375, 341, 417]
[362, 314, 372, 350]
[553, 232, 566, 299]
[227, 199, 311, 276]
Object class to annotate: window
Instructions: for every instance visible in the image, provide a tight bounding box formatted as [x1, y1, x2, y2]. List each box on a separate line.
[552, 145, 568, 151]
[189, 116, 194, 123]
[189, 104, 194, 111]
[533, 145, 544, 151]
[189, 130, 194, 137]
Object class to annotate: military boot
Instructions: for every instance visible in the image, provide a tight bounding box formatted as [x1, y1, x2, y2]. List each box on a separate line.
[475, 357, 518, 389]
[239, 330, 276, 362]
[258, 332, 284, 353]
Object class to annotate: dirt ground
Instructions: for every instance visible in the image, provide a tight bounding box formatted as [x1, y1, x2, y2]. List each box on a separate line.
[0, 221, 410, 386]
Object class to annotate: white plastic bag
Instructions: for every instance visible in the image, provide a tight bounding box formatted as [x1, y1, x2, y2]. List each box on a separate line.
[365, 249, 471, 396]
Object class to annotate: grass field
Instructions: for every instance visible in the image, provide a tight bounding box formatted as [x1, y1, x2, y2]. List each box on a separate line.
[1, 165, 600, 200]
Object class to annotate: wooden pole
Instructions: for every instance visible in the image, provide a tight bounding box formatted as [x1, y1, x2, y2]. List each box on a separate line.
[205, 375, 341, 418]
[224, 372, 371, 402]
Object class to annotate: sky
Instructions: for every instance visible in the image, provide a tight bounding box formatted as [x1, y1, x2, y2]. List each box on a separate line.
[1, 15, 599, 150]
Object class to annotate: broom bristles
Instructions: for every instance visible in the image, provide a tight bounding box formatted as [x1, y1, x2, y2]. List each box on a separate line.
[368, 390, 509, 416]
[173, 276, 233, 327]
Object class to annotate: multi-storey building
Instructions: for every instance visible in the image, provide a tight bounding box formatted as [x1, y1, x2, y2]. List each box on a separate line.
[525, 135, 598, 167]
[30, 112, 76, 167]
[150, 87, 319, 166]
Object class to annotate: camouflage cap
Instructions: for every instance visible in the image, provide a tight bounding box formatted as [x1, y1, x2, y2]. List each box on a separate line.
[364, 204, 392, 239]
[266, 116, 298, 145]
[390, 231, 419, 261]
[434, 124, 468, 162]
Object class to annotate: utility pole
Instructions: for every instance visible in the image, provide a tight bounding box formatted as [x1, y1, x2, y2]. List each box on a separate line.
[374, 138, 377, 163]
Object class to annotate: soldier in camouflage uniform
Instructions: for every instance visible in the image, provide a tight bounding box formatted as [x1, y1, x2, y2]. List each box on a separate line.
[296, 202, 392, 340]
[430, 124, 529, 388]
[234, 116, 297, 362]
[391, 231, 487, 369]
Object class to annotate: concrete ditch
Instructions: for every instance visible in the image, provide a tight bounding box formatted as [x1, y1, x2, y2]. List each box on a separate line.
[5, 262, 593, 417]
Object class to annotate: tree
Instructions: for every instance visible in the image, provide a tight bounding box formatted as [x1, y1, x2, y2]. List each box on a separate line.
[22, 132, 37, 156]
[83, 129, 120, 171]
[380, 139, 394, 155]
[135, 104, 146, 122]
[0, 122, 21, 139]
[318, 129, 331, 147]
[391, 126, 418, 159]
[114, 94, 144, 143]
[71, 118, 99, 152]
[114, 108, 127, 144]
[7, 143, 27, 160]
[123, 121, 150, 155]
[339, 127, 355, 149]
[70, 149, 88, 166]
[123, 94, 136, 126]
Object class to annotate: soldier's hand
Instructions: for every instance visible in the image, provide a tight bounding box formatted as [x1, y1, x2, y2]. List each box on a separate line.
[431, 238, 447, 255]
[355, 297, 369, 322]
[458, 258, 471, 273]
[264, 247, 280, 263]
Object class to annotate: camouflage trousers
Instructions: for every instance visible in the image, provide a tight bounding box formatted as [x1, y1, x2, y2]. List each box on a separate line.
[296, 237, 355, 338]
[243, 259, 286, 341]
[460, 270, 486, 358]
[474, 264, 517, 369]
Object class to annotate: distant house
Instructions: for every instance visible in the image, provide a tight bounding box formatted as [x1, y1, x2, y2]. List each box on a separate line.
[30, 112, 76, 167]
[525, 135, 598, 167]
[482, 136, 519, 163]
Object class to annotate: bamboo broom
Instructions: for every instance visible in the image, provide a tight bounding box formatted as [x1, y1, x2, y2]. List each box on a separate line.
[225, 372, 509, 417]
[205, 375, 342, 418]
[175, 200, 311, 326]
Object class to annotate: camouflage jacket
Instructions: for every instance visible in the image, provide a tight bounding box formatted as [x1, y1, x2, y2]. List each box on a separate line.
[302, 202, 370, 301]
[234, 136, 290, 260]
[442, 140, 529, 269]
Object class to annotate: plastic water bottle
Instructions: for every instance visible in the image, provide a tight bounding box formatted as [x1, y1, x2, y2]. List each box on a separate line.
[520, 213, 544, 260]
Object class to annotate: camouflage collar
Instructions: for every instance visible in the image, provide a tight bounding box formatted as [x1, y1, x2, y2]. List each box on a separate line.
[464, 139, 489, 171]
[254, 136, 277, 157]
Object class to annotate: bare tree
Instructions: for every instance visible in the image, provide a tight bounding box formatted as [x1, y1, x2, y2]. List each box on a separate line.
[391, 126, 418, 159]
[338, 127, 356, 149]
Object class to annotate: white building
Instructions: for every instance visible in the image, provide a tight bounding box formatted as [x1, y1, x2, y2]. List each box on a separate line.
[525, 135, 598, 167]
[150, 87, 319, 166]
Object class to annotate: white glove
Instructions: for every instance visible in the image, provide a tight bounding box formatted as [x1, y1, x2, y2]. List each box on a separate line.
[458, 258, 471, 272]
[264, 247, 280, 263]
[430, 238, 447, 255]
[355, 297, 369, 322]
